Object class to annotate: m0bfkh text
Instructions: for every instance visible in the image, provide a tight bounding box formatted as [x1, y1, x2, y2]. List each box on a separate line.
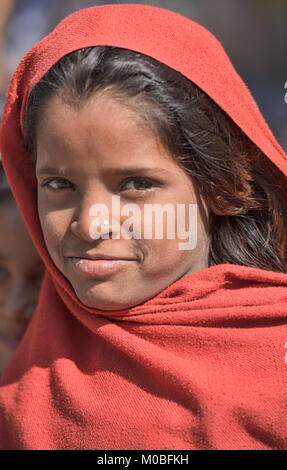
[96, 454, 189, 466]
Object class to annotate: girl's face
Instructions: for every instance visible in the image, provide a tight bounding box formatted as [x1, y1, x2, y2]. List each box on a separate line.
[36, 93, 210, 311]
[0, 195, 44, 374]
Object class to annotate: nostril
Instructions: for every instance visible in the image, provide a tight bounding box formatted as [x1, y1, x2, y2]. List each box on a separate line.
[70, 220, 78, 233]
[70, 217, 104, 241]
[70, 219, 86, 237]
[70, 220, 82, 239]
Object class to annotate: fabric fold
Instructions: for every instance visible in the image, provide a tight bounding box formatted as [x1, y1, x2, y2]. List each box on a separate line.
[0, 4, 286, 450]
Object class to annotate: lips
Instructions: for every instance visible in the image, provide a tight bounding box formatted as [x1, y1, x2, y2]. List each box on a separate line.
[70, 255, 135, 277]
[67, 251, 133, 260]
[71, 258, 134, 276]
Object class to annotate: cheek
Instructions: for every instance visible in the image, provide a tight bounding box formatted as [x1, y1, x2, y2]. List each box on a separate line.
[138, 207, 193, 262]
[136, 198, 201, 270]
[138, 201, 198, 242]
[38, 202, 71, 256]
[137, 237, 192, 286]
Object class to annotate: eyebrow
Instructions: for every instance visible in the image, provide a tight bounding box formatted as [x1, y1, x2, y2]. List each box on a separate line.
[36, 166, 171, 177]
[36, 167, 69, 176]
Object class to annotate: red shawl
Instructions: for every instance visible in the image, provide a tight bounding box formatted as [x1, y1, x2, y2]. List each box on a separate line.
[0, 4, 287, 450]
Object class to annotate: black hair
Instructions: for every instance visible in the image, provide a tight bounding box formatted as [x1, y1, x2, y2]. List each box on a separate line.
[24, 46, 287, 273]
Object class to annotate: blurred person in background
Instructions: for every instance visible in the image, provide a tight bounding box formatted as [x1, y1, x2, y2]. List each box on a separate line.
[0, 160, 44, 375]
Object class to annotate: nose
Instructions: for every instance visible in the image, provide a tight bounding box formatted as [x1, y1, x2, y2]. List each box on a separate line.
[70, 191, 115, 241]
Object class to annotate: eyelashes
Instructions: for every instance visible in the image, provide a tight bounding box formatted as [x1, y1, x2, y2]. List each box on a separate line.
[40, 178, 74, 191]
[120, 178, 156, 192]
[40, 176, 160, 193]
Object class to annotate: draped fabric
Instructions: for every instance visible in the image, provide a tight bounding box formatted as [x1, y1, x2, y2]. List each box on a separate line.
[0, 4, 287, 450]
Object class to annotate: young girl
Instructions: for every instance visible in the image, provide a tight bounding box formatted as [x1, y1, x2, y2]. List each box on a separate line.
[0, 4, 287, 450]
[0, 162, 44, 375]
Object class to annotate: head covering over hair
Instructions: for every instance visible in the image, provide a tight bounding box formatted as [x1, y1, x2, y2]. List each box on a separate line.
[0, 4, 287, 450]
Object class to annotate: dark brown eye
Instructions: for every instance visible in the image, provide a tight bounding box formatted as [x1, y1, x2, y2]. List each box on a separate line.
[122, 178, 154, 191]
[41, 178, 73, 190]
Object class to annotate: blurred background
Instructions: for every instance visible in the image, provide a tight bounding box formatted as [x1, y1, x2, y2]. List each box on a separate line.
[0, 0, 286, 150]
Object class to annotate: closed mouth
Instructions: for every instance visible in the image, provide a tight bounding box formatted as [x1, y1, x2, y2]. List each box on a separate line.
[70, 257, 135, 276]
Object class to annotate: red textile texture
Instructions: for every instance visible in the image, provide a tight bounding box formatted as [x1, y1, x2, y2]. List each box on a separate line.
[0, 4, 287, 450]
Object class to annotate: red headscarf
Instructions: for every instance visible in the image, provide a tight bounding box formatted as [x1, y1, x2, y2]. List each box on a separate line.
[0, 4, 287, 450]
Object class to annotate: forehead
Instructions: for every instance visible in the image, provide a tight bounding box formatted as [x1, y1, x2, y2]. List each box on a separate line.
[35, 93, 176, 172]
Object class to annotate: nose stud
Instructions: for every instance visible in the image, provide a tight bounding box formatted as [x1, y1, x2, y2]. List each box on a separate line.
[93, 218, 109, 230]
[71, 217, 110, 237]
[89, 217, 110, 240]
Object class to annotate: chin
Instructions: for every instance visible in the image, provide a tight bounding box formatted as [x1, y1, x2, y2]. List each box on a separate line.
[69, 271, 144, 311]
[79, 297, 132, 311]
[74, 286, 135, 311]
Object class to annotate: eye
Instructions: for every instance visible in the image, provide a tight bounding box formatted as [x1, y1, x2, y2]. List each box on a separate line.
[40, 178, 74, 190]
[121, 178, 156, 192]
